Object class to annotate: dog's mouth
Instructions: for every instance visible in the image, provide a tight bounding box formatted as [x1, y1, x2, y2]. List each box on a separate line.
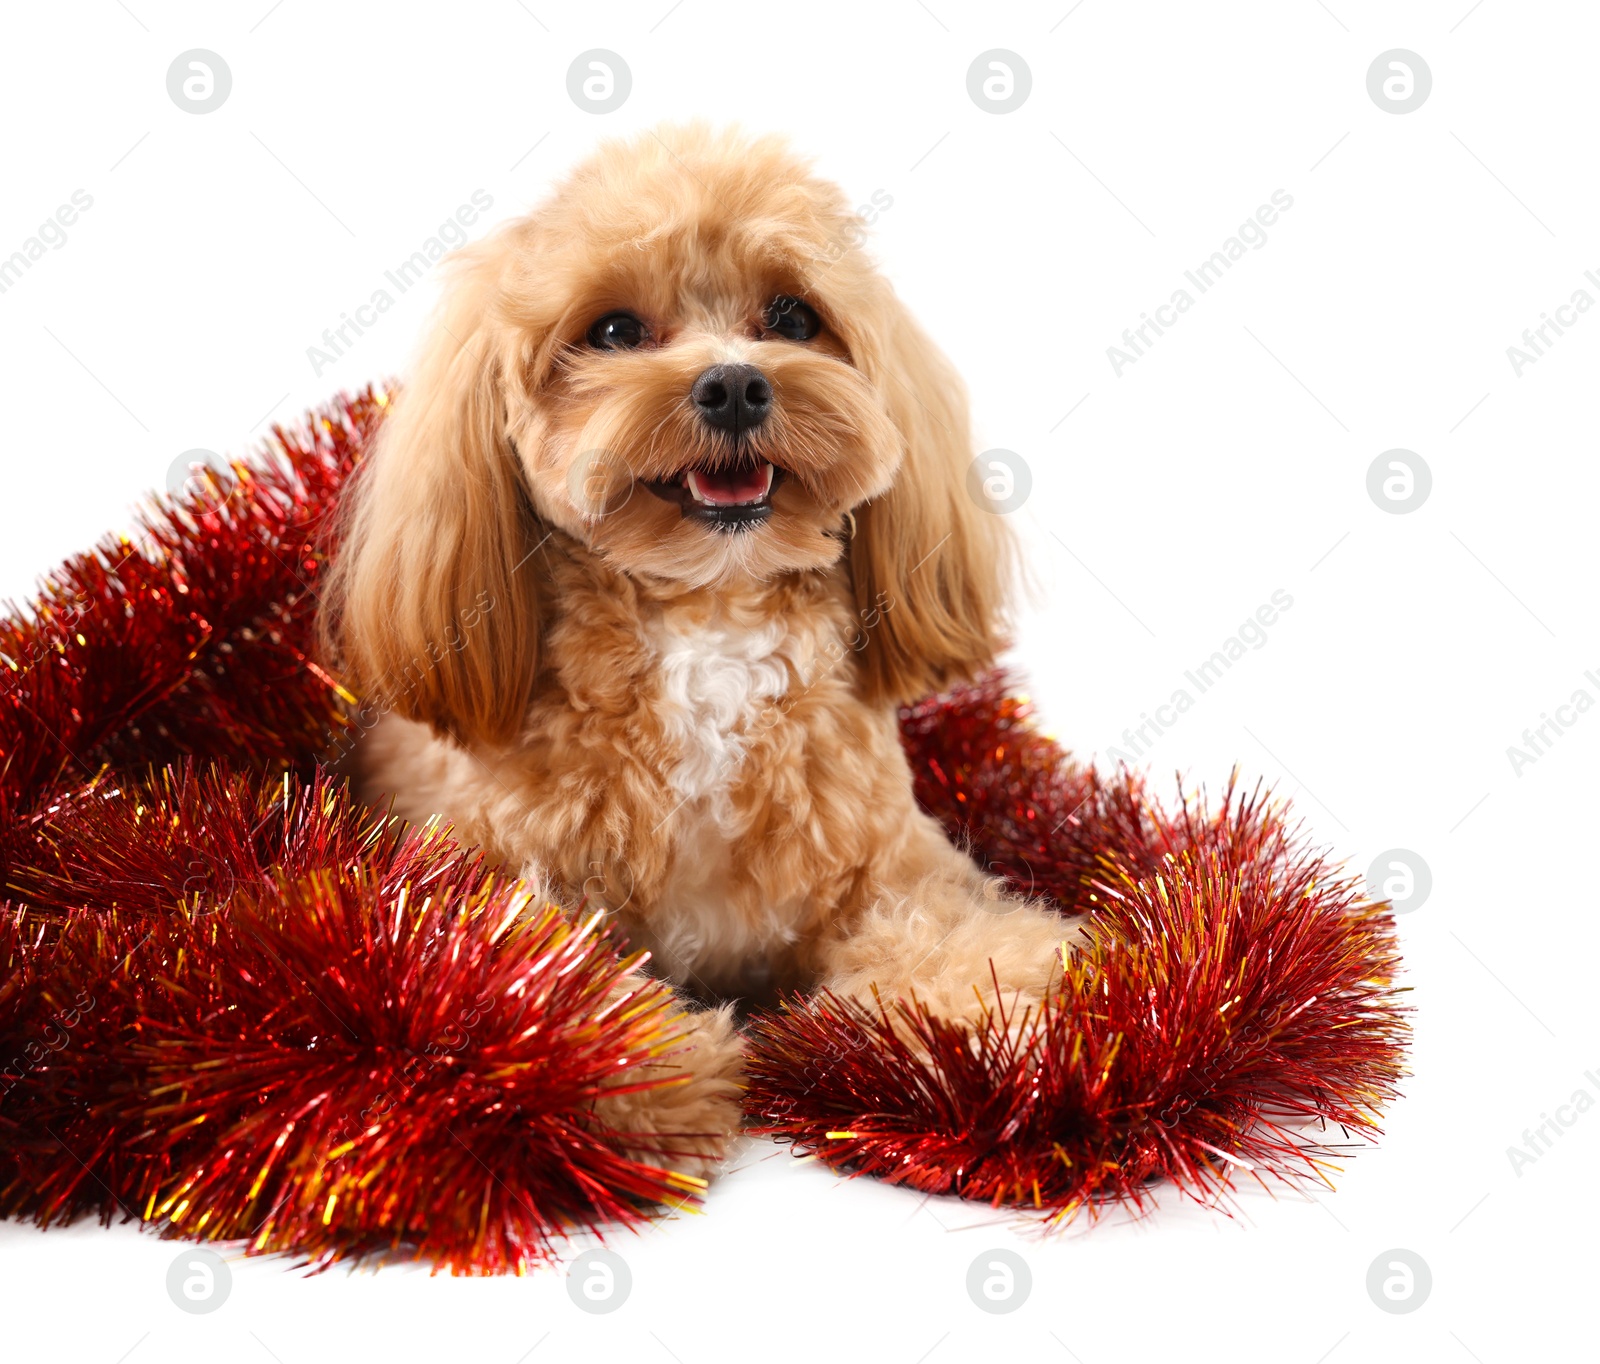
[644, 459, 781, 532]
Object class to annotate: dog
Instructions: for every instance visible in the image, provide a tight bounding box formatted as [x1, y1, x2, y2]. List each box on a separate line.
[321, 124, 1074, 1178]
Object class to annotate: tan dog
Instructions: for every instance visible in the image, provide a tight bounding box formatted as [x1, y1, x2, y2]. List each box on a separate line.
[322, 125, 1072, 1178]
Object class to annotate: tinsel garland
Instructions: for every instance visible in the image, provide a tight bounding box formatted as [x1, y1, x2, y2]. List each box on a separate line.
[0, 395, 372, 845]
[742, 737, 1406, 1218]
[2, 766, 702, 1273]
[0, 390, 1408, 1268]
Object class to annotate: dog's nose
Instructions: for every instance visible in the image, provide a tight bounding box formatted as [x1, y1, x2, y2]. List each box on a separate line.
[691, 363, 772, 434]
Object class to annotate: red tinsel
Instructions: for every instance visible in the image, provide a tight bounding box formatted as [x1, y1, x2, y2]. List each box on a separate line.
[898, 675, 1168, 913]
[742, 770, 1407, 1219]
[0, 390, 1409, 1268]
[0, 392, 376, 857]
[2, 767, 704, 1273]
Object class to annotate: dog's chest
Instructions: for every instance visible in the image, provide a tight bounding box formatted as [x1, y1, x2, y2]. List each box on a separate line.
[633, 611, 814, 986]
[643, 614, 791, 815]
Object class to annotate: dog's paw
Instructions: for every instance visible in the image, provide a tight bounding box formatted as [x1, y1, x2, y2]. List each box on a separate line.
[825, 891, 1079, 1026]
[588, 999, 744, 1184]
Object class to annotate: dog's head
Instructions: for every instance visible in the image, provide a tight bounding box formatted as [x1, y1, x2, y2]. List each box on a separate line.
[325, 125, 1012, 743]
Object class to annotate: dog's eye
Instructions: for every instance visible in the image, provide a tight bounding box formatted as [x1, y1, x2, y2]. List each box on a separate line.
[763, 296, 821, 342]
[587, 312, 647, 350]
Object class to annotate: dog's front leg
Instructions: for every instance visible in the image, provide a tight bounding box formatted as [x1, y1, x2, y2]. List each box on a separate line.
[816, 828, 1083, 1031]
[585, 974, 745, 1183]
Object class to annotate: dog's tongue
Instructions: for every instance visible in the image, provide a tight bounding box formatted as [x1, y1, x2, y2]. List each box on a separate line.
[685, 462, 773, 506]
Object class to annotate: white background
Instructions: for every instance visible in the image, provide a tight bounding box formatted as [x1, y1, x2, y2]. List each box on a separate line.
[1, 1, 1595, 1360]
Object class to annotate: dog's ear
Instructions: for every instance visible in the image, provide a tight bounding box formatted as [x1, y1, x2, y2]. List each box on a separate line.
[847, 291, 1013, 706]
[321, 235, 542, 746]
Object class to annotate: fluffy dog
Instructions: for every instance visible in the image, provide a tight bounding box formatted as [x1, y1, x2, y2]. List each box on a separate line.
[322, 125, 1073, 1177]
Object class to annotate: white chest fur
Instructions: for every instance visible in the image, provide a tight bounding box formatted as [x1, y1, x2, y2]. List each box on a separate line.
[645, 613, 792, 815]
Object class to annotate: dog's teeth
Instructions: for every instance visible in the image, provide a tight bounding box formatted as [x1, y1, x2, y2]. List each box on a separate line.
[685, 471, 712, 504]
